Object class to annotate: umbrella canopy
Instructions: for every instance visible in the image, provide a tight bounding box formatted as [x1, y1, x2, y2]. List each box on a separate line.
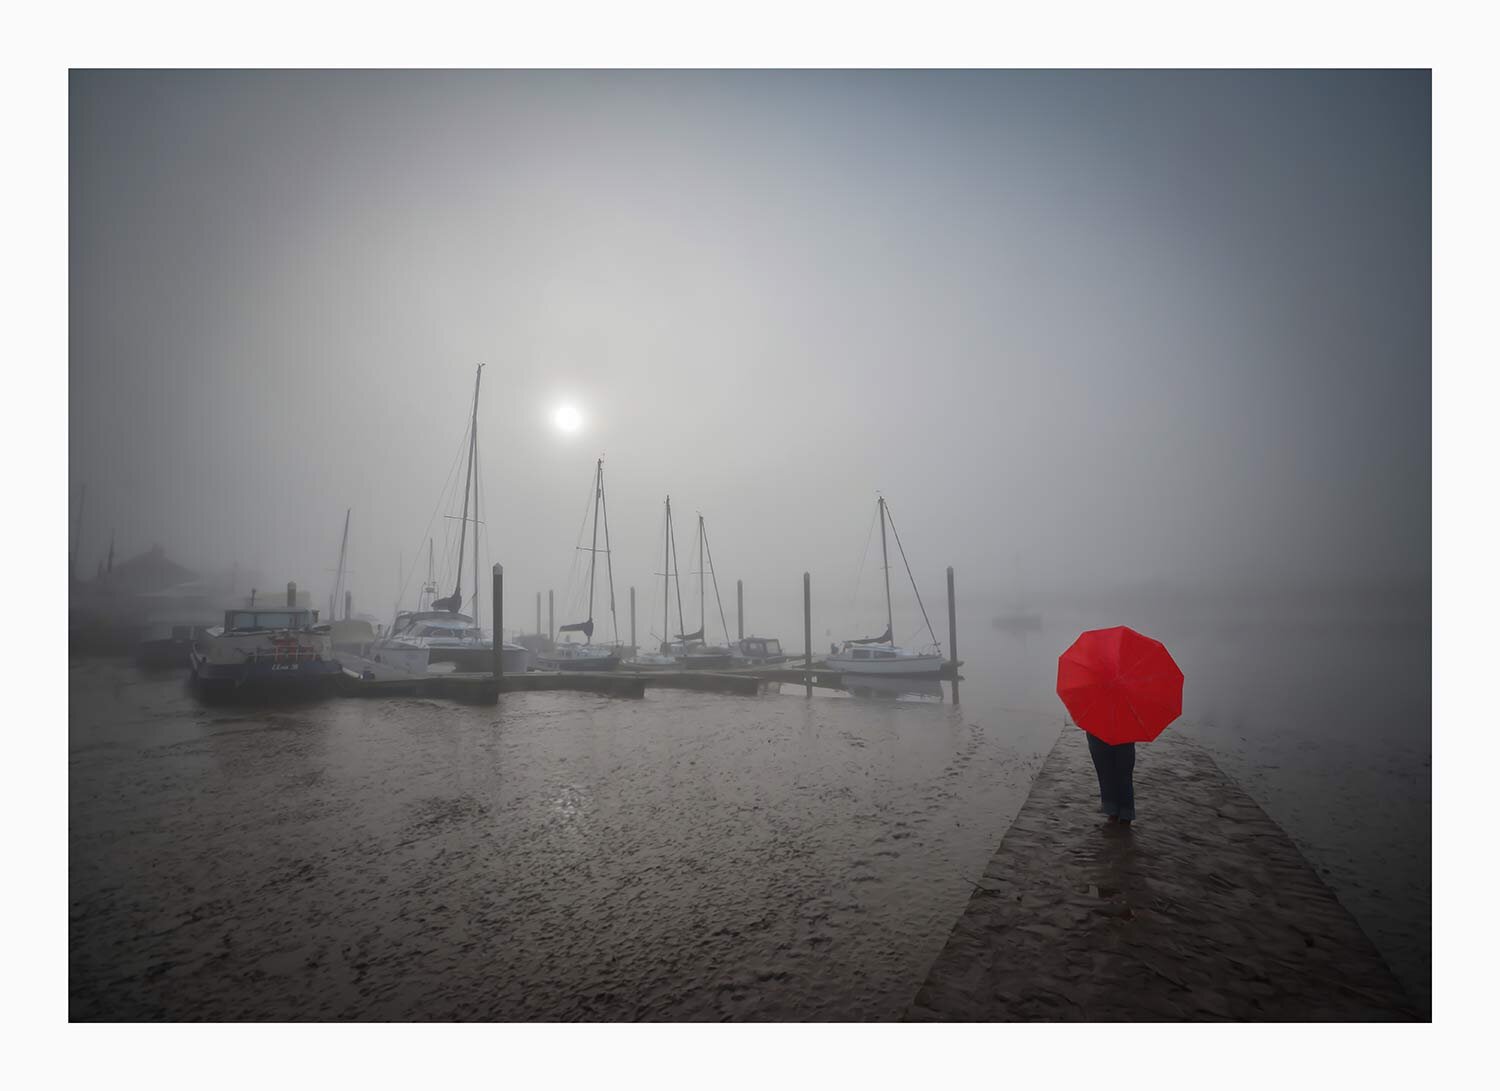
[1057, 626, 1184, 744]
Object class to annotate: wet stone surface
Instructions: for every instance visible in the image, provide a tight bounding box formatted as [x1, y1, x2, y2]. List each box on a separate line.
[906, 729, 1420, 1021]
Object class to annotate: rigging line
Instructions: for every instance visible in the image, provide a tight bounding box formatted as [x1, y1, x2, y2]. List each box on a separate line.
[394, 413, 474, 616]
[586, 459, 602, 628]
[668, 501, 687, 640]
[451, 366, 482, 602]
[471, 427, 484, 624]
[559, 467, 597, 618]
[883, 501, 940, 650]
[700, 519, 731, 646]
[599, 461, 618, 645]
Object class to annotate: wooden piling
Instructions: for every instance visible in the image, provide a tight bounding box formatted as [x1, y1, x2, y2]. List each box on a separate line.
[492, 564, 503, 679]
[344, 590, 352, 621]
[536, 591, 541, 638]
[947, 566, 959, 705]
[737, 579, 744, 641]
[548, 589, 554, 645]
[630, 586, 637, 653]
[803, 572, 812, 698]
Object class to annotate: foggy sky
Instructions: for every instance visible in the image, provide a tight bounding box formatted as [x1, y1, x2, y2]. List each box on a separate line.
[69, 70, 1430, 639]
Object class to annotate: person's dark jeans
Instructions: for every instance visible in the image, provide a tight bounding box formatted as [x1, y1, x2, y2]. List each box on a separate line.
[1086, 733, 1136, 821]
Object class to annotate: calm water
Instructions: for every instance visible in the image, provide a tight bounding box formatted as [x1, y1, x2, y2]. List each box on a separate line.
[69, 588, 1430, 1019]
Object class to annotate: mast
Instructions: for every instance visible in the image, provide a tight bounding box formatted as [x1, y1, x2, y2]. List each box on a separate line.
[587, 457, 602, 633]
[879, 495, 894, 646]
[420, 539, 434, 610]
[332, 507, 350, 619]
[882, 499, 940, 651]
[662, 497, 670, 652]
[700, 517, 730, 645]
[472, 424, 481, 629]
[447, 363, 484, 611]
[669, 498, 686, 640]
[599, 459, 617, 644]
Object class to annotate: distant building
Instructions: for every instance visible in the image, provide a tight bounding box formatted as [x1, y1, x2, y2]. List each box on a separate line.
[83, 544, 197, 595]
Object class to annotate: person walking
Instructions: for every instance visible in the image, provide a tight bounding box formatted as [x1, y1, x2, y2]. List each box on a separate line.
[1086, 734, 1136, 825]
[1056, 625, 1185, 831]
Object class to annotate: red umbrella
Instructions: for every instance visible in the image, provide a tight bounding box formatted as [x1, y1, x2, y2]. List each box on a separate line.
[1057, 626, 1184, 744]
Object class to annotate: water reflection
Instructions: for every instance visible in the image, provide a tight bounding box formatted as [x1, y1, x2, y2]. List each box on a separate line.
[842, 677, 946, 702]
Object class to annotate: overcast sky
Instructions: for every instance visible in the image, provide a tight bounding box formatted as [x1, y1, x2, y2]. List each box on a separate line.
[69, 70, 1429, 638]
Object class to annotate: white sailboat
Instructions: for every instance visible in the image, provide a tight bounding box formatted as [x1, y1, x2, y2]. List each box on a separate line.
[626, 495, 687, 669]
[676, 512, 736, 669]
[537, 457, 622, 671]
[828, 495, 946, 678]
[368, 364, 527, 676]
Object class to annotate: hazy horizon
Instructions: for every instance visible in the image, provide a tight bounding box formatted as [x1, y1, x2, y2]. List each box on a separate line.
[70, 70, 1430, 636]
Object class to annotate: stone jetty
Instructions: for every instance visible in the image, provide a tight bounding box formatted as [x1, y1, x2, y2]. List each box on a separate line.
[907, 728, 1419, 1021]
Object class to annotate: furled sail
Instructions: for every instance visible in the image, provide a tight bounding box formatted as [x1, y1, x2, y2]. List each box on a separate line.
[675, 627, 704, 642]
[431, 592, 462, 613]
[849, 627, 892, 645]
[559, 618, 594, 638]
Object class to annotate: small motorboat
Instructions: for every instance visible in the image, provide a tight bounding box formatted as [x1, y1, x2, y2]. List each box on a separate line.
[730, 636, 788, 666]
[188, 583, 343, 699]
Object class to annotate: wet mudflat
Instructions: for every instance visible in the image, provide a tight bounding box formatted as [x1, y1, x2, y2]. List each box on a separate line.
[69, 660, 1056, 1020]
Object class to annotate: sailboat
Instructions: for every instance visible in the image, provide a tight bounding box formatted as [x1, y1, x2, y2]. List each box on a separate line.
[373, 364, 528, 675]
[827, 495, 946, 677]
[536, 458, 622, 671]
[327, 508, 376, 657]
[625, 495, 686, 669]
[675, 513, 735, 669]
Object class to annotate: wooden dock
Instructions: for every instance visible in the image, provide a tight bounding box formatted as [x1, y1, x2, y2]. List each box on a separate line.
[732, 660, 962, 688]
[339, 667, 770, 701]
[906, 728, 1420, 1021]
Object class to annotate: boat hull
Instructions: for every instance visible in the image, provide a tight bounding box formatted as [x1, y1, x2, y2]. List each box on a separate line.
[424, 644, 530, 674]
[827, 653, 947, 678]
[624, 655, 678, 671]
[189, 651, 343, 700]
[535, 653, 621, 672]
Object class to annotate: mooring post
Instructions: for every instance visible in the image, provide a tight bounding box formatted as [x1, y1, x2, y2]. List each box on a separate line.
[548, 589, 554, 646]
[492, 564, 503, 679]
[536, 591, 541, 638]
[947, 565, 960, 705]
[803, 572, 812, 698]
[344, 590, 352, 620]
[737, 579, 744, 641]
[287, 581, 297, 608]
[630, 586, 637, 654]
